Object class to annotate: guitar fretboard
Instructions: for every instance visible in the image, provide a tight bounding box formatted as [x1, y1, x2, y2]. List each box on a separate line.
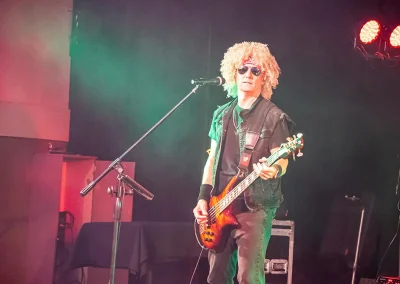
[212, 149, 283, 215]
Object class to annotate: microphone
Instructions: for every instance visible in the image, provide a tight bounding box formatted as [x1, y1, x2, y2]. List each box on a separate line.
[191, 77, 225, 86]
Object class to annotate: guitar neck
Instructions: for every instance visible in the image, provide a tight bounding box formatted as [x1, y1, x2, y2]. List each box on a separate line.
[215, 150, 283, 213]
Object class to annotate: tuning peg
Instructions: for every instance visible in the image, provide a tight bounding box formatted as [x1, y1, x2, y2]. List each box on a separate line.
[286, 137, 292, 142]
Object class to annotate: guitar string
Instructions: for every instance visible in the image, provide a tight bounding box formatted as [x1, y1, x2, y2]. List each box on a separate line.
[213, 172, 254, 214]
[208, 151, 279, 221]
[208, 166, 261, 217]
[200, 141, 299, 238]
[207, 171, 258, 221]
[212, 168, 261, 214]
[205, 148, 285, 222]
[200, 173, 255, 234]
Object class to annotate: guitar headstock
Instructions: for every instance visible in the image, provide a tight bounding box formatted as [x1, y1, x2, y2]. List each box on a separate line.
[279, 133, 304, 160]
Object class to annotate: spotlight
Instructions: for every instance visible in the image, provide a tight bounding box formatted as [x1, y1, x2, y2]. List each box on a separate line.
[359, 20, 381, 44]
[389, 25, 400, 48]
[354, 18, 400, 61]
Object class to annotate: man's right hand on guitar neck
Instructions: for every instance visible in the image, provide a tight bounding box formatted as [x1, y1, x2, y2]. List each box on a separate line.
[193, 200, 209, 224]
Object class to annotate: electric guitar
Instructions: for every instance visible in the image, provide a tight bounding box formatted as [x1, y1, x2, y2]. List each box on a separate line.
[196, 133, 304, 251]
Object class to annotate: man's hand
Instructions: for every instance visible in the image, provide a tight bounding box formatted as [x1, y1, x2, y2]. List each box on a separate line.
[253, 157, 279, 180]
[193, 200, 209, 224]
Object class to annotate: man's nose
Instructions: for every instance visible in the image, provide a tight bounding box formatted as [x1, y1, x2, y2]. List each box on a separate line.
[245, 70, 253, 77]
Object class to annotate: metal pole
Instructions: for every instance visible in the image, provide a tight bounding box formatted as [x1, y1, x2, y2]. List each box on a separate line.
[351, 207, 365, 284]
[288, 221, 294, 284]
[109, 181, 123, 284]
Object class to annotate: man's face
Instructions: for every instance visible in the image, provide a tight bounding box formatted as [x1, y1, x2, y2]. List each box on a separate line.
[236, 63, 263, 95]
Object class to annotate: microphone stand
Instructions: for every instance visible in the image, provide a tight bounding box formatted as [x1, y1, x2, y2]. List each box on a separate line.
[396, 161, 400, 276]
[79, 83, 201, 284]
[345, 195, 364, 284]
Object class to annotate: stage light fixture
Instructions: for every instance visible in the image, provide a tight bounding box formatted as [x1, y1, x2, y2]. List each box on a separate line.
[359, 20, 381, 44]
[354, 18, 400, 61]
[389, 25, 400, 48]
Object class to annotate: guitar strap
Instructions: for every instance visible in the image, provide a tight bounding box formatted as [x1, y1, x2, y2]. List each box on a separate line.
[237, 100, 275, 178]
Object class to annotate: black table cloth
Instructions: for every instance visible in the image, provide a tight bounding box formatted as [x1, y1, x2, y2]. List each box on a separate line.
[70, 221, 206, 278]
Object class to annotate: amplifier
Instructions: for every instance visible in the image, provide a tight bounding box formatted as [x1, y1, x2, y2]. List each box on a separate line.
[376, 276, 400, 284]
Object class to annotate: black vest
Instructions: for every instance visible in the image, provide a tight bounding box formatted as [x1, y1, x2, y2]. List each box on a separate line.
[210, 96, 295, 210]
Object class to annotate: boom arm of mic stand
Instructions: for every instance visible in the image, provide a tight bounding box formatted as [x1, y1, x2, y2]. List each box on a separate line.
[80, 159, 121, 196]
[79, 84, 201, 197]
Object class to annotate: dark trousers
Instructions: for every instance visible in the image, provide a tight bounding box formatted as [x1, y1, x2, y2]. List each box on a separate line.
[207, 208, 276, 284]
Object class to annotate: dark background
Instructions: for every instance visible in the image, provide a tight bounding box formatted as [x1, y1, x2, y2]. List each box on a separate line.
[68, 0, 400, 281]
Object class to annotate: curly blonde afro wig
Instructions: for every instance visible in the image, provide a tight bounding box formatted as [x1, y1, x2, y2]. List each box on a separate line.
[220, 41, 281, 100]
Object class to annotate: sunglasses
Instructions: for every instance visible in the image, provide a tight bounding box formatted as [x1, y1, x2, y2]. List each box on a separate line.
[237, 66, 262, 76]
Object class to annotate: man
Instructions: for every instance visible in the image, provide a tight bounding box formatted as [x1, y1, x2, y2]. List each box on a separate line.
[193, 41, 295, 284]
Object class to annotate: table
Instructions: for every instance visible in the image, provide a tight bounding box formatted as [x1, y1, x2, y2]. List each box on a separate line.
[69, 221, 206, 281]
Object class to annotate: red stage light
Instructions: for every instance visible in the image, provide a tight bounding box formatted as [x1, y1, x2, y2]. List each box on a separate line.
[359, 20, 381, 44]
[389, 25, 400, 48]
